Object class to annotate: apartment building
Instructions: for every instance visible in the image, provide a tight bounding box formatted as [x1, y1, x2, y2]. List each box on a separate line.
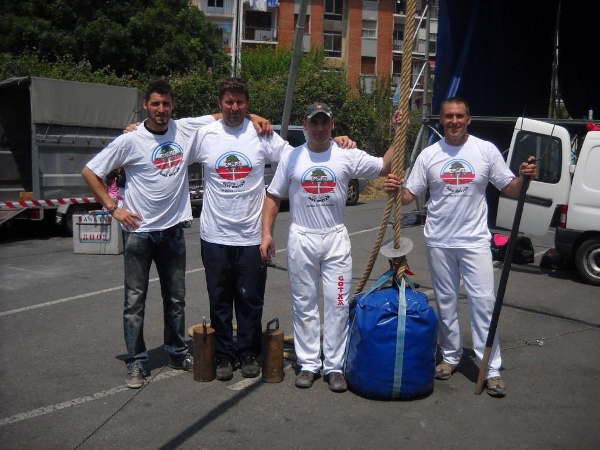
[192, 0, 438, 110]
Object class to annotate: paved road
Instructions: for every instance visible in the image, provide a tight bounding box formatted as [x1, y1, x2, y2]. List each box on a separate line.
[1, 199, 598, 449]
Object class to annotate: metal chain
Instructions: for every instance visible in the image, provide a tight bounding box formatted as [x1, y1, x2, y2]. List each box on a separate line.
[503, 326, 595, 351]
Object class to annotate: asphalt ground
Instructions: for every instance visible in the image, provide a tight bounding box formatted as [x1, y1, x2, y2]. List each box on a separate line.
[0, 198, 599, 449]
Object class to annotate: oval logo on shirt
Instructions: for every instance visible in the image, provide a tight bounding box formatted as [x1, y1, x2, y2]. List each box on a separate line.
[440, 159, 476, 185]
[215, 152, 252, 180]
[152, 142, 184, 177]
[301, 166, 337, 195]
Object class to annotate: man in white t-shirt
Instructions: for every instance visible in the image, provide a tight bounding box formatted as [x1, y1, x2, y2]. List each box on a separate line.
[260, 102, 395, 392]
[82, 80, 271, 389]
[385, 97, 537, 397]
[187, 79, 356, 382]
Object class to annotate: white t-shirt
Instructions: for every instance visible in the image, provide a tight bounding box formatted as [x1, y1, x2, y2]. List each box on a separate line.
[188, 118, 291, 246]
[404, 134, 515, 248]
[86, 116, 215, 232]
[267, 142, 383, 229]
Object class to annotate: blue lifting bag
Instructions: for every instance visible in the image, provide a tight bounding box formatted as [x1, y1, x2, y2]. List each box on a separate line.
[344, 269, 438, 399]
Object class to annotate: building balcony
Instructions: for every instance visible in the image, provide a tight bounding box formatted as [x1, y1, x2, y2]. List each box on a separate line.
[395, 1, 439, 19]
[200, 0, 235, 17]
[242, 26, 278, 43]
[393, 38, 430, 55]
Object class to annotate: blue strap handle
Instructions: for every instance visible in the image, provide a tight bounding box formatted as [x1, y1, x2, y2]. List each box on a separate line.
[392, 277, 407, 398]
[360, 268, 416, 299]
[361, 269, 396, 298]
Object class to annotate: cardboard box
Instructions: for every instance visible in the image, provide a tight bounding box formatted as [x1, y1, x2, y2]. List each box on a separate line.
[73, 214, 123, 255]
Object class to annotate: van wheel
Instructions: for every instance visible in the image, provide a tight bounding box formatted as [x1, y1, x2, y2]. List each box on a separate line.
[575, 238, 600, 286]
[346, 179, 359, 206]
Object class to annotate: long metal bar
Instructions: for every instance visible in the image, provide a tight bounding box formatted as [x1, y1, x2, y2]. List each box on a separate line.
[280, 0, 309, 141]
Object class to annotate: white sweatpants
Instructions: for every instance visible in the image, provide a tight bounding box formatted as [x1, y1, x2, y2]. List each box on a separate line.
[426, 246, 502, 379]
[287, 223, 352, 374]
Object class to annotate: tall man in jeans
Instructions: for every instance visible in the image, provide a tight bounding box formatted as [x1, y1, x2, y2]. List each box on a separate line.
[82, 80, 271, 388]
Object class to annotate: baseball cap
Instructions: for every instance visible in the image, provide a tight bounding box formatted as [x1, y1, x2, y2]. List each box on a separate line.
[305, 102, 333, 119]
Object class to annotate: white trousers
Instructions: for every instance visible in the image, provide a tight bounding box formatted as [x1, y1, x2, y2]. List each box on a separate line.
[426, 246, 502, 378]
[287, 223, 352, 374]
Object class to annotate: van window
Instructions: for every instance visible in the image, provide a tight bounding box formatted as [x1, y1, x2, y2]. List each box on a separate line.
[510, 130, 561, 184]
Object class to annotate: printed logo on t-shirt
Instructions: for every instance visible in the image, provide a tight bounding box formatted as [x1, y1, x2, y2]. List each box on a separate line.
[301, 166, 336, 203]
[215, 152, 252, 189]
[440, 159, 475, 195]
[152, 142, 184, 177]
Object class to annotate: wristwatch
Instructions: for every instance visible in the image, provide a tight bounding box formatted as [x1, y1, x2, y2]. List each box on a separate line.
[107, 204, 118, 215]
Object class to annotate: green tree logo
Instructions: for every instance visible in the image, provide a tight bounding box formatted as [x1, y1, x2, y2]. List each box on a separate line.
[225, 155, 242, 179]
[311, 168, 328, 194]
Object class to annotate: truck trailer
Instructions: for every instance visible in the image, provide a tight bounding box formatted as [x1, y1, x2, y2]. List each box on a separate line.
[0, 76, 145, 235]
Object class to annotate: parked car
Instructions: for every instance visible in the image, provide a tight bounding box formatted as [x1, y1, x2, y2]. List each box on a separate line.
[188, 125, 368, 210]
[188, 162, 203, 213]
[266, 125, 368, 206]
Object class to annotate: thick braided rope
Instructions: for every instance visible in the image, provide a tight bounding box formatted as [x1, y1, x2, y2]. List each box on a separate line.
[353, 0, 417, 295]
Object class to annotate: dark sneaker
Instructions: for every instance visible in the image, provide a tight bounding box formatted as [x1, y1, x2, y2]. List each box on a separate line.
[126, 365, 146, 389]
[435, 361, 457, 380]
[295, 370, 316, 388]
[216, 359, 234, 381]
[241, 356, 260, 378]
[327, 372, 347, 393]
[486, 377, 506, 398]
[168, 353, 194, 371]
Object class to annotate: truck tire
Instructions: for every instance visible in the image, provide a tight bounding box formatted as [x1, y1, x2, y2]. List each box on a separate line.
[346, 179, 360, 206]
[574, 238, 600, 286]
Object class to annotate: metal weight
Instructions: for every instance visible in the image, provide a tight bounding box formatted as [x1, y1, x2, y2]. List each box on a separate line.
[261, 318, 284, 383]
[193, 320, 216, 382]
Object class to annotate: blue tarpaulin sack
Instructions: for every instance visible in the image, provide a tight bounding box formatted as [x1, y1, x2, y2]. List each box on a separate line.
[344, 269, 438, 399]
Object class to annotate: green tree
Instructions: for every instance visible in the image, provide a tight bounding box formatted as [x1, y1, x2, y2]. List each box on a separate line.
[0, 0, 229, 80]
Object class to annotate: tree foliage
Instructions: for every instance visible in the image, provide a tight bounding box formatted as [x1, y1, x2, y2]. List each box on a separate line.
[240, 47, 398, 155]
[0, 0, 230, 79]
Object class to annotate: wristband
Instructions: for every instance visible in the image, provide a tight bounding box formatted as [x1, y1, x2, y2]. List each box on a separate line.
[107, 204, 118, 215]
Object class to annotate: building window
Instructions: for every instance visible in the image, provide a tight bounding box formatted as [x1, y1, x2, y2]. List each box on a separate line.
[325, 0, 343, 21]
[428, 33, 438, 54]
[361, 57, 376, 74]
[324, 31, 342, 57]
[294, 13, 310, 33]
[208, 0, 224, 7]
[362, 20, 377, 39]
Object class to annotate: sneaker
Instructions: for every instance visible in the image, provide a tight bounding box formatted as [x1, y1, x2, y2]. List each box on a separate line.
[241, 355, 260, 378]
[126, 365, 146, 389]
[486, 377, 506, 398]
[168, 353, 194, 371]
[327, 372, 347, 393]
[216, 359, 234, 381]
[295, 370, 316, 388]
[435, 361, 457, 380]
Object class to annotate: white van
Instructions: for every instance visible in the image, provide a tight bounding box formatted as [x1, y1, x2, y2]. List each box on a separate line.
[496, 118, 600, 286]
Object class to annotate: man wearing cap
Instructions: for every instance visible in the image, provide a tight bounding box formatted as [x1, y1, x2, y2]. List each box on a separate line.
[260, 102, 396, 392]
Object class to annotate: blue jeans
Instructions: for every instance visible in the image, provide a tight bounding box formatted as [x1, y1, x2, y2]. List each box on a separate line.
[122, 225, 187, 370]
[200, 239, 267, 362]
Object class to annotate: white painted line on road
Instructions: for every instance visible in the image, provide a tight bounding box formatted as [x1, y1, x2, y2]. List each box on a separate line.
[0, 264, 49, 275]
[0, 286, 124, 317]
[228, 377, 262, 391]
[0, 267, 206, 318]
[0, 370, 184, 427]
